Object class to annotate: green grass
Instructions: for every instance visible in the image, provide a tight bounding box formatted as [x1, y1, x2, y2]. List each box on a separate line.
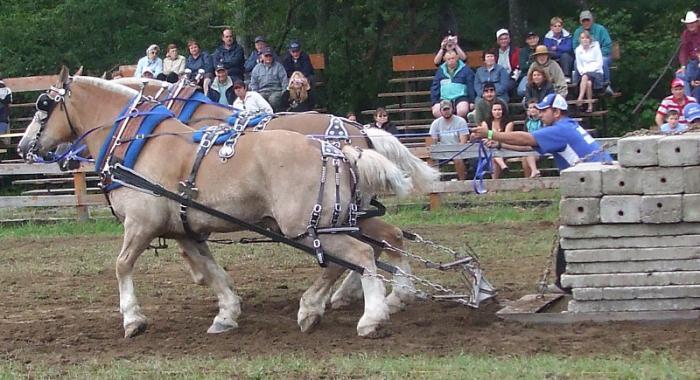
[383, 203, 558, 226]
[1, 351, 696, 379]
[0, 218, 123, 238]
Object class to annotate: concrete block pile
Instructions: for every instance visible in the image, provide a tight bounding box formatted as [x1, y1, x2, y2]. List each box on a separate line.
[558, 134, 700, 313]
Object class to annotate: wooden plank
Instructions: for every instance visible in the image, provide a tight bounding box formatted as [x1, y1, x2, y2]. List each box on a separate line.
[392, 54, 436, 72]
[497, 308, 700, 324]
[0, 132, 25, 138]
[3, 75, 59, 92]
[21, 187, 101, 196]
[388, 76, 434, 84]
[119, 65, 137, 77]
[0, 194, 106, 208]
[0, 163, 95, 175]
[12, 176, 100, 185]
[361, 106, 431, 115]
[308, 53, 325, 70]
[497, 294, 564, 314]
[377, 90, 430, 98]
[430, 177, 560, 194]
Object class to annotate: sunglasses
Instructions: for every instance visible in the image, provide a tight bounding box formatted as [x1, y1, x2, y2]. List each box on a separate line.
[263, 54, 272, 57]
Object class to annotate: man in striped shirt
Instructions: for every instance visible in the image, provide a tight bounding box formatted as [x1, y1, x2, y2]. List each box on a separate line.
[655, 78, 697, 126]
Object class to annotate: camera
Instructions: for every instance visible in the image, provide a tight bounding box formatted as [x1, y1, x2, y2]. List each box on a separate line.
[447, 36, 457, 44]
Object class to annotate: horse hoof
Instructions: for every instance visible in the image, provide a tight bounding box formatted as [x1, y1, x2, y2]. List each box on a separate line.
[124, 321, 147, 338]
[207, 321, 238, 334]
[357, 324, 391, 339]
[330, 297, 352, 310]
[298, 314, 322, 333]
[386, 295, 406, 314]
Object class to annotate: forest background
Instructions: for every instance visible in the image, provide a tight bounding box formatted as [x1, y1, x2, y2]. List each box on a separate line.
[0, 0, 694, 135]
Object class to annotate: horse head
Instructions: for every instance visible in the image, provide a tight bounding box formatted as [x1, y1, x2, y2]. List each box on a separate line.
[18, 66, 76, 162]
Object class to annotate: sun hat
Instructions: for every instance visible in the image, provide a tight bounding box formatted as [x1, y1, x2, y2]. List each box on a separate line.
[682, 11, 698, 24]
[530, 45, 551, 58]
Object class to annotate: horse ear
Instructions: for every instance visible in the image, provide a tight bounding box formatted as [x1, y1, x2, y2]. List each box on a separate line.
[58, 66, 70, 84]
[74, 66, 84, 76]
[100, 71, 107, 79]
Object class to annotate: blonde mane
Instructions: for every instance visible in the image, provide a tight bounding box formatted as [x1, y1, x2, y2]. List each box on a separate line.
[73, 76, 139, 97]
[113, 77, 173, 90]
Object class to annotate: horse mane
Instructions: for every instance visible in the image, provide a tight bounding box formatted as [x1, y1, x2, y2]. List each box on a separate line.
[112, 77, 172, 89]
[72, 76, 139, 97]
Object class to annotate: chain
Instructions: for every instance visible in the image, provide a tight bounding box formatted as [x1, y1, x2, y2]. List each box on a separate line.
[362, 269, 475, 307]
[536, 228, 561, 298]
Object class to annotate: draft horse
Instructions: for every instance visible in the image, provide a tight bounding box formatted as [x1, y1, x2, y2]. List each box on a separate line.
[18, 68, 414, 338]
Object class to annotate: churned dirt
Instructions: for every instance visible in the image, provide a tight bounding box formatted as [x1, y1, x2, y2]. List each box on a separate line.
[1, 224, 698, 365]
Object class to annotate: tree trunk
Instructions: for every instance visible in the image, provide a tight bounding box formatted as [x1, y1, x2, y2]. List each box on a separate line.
[508, 0, 525, 45]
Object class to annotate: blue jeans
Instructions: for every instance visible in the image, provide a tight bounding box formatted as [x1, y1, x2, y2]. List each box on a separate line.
[516, 76, 528, 97]
[0, 121, 8, 134]
[602, 54, 612, 85]
[676, 59, 698, 97]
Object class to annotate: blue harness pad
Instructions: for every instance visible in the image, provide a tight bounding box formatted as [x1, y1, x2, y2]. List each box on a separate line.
[178, 92, 213, 124]
[225, 112, 270, 128]
[192, 126, 238, 145]
[96, 104, 174, 192]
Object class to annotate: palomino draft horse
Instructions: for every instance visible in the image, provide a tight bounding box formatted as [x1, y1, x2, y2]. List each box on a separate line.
[113, 77, 438, 311]
[18, 68, 414, 338]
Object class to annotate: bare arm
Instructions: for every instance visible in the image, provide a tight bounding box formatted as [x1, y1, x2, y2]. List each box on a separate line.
[454, 44, 467, 61]
[655, 113, 665, 127]
[470, 123, 538, 147]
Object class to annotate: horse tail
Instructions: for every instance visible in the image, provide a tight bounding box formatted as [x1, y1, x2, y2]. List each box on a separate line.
[362, 128, 439, 193]
[342, 146, 413, 197]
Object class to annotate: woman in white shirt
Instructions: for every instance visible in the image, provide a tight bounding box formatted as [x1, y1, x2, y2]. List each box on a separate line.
[232, 79, 273, 114]
[574, 31, 604, 113]
[135, 44, 163, 79]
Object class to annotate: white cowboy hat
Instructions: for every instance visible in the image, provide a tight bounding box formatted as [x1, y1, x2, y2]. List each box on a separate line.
[682, 11, 698, 24]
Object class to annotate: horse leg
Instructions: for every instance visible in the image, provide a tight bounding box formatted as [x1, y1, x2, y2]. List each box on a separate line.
[309, 234, 389, 338]
[330, 218, 416, 314]
[116, 223, 157, 338]
[298, 264, 345, 333]
[177, 239, 241, 334]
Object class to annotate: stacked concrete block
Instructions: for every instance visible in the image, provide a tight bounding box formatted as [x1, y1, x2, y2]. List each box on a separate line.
[557, 133, 700, 314]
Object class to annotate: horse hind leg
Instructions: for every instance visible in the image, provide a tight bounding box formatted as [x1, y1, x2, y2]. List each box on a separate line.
[177, 239, 241, 334]
[298, 264, 345, 334]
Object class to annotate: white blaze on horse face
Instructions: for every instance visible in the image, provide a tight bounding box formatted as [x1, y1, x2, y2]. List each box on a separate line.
[17, 111, 46, 160]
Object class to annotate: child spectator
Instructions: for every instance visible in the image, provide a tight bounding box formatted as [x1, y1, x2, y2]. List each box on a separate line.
[481, 102, 513, 179]
[135, 44, 163, 78]
[474, 49, 511, 103]
[141, 67, 155, 79]
[345, 112, 357, 122]
[0, 75, 12, 144]
[162, 43, 186, 83]
[367, 107, 399, 135]
[524, 67, 554, 106]
[517, 31, 541, 97]
[684, 102, 700, 127]
[660, 110, 687, 134]
[428, 100, 468, 180]
[523, 100, 542, 178]
[282, 40, 314, 82]
[433, 32, 467, 65]
[544, 17, 574, 80]
[656, 78, 697, 126]
[575, 31, 604, 113]
[430, 50, 475, 118]
[686, 48, 700, 100]
[282, 71, 314, 112]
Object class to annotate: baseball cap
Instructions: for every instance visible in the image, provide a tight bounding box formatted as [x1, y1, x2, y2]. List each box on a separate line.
[536, 93, 568, 111]
[671, 78, 685, 89]
[526, 31, 538, 38]
[254, 35, 266, 43]
[215, 63, 226, 72]
[496, 28, 509, 39]
[580, 10, 593, 21]
[439, 99, 452, 110]
[142, 67, 153, 74]
[261, 46, 273, 55]
[289, 40, 301, 51]
[684, 102, 700, 123]
[232, 79, 245, 88]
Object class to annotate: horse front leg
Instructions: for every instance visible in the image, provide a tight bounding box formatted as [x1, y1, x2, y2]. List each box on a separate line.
[177, 239, 241, 334]
[298, 264, 345, 334]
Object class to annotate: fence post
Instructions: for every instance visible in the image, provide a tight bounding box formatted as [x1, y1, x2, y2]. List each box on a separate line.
[72, 170, 89, 222]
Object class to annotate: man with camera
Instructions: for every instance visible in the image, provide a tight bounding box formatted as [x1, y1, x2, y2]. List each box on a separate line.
[433, 32, 467, 66]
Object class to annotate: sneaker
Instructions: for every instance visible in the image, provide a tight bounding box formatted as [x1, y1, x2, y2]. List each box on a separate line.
[565, 77, 571, 84]
[604, 85, 614, 96]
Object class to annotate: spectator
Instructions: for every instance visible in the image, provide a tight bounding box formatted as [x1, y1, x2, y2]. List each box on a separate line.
[524, 67, 554, 106]
[659, 110, 686, 134]
[0, 75, 12, 144]
[232, 79, 273, 114]
[687, 48, 700, 99]
[162, 43, 186, 83]
[135, 44, 163, 78]
[141, 67, 155, 79]
[249, 47, 289, 111]
[517, 31, 541, 97]
[207, 64, 235, 106]
[367, 107, 399, 135]
[528, 45, 568, 98]
[495, 28, 520, 91]
[245, 35, 276, 73]
[474, 49, 511, 103]
[469, 81, 508, 125]
[282, 71, 315, 112]
[470, 93, 611, 171]
[684, 102, 700, 127]
[573, 10, 614, 94]
[428, 100, 469, 180]
[185, 38, 214, 89]
[678, 11, 700, 96]
[481, 102, 513, 179]
[522, 100, 542, 178]
[282, 40, 314, 82]
[655, 78, 697, 127]
[346, 112, 357, 122]
[110, 70, 123, 80]
[575, 31, 604, 113]
[433, 32, 467, 65]
[212, 28, 245, 82]
[430, 50, 475, 118]
[544, 16, 574, 80]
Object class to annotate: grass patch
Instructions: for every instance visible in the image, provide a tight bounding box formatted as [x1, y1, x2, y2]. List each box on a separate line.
[0, 218, 123, 238]
[1, 351, 696, 379]
[383, 202, 558, 226]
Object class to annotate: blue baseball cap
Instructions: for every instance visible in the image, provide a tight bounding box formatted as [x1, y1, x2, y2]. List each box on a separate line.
[536, 93, 568, 111]
[289, 40, 301, 51]
[684, 102, 700, 123]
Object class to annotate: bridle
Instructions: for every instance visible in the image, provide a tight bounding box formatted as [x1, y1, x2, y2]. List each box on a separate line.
[27, 78, 80, 159]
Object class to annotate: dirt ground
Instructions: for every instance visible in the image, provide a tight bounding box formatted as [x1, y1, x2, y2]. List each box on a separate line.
[1, 223, 698, 365]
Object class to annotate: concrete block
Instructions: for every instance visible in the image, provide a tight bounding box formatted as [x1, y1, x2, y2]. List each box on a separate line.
[560, 271, 700, 288]
[560, 163, 603, 198]
[573, 285, 700, 301]
[559, 223, 700, 239]
[559, 198, 600, 225]
[560, 234, 700, 250]
[641, 195, 682, 223]
[565, 259, 700, 274]
[565, 247, 700, 263]
[568, 298, 700, 312]
[642, 167, 684, 195]
[683, 194, 700, 222]
[601, 165, 643, 194]
[617, 135, 661, 167]
[683, 166, 700, 193]
[658, 134, 700, 166]
[599, 195, 642, 223]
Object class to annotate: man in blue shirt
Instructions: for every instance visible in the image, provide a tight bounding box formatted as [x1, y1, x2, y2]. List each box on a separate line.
[470, 93, 611, 170]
